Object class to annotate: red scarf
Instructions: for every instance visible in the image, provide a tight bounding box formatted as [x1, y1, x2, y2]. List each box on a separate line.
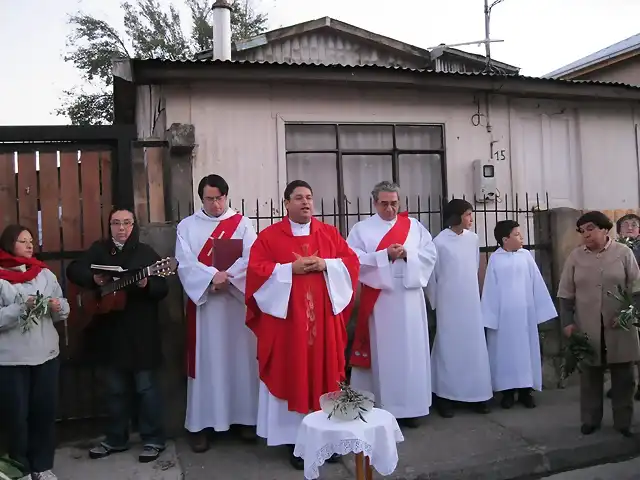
[0, 250, 48, 284]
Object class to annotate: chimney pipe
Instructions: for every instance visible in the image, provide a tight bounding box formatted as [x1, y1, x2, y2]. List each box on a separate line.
[211, 0, 232, 61]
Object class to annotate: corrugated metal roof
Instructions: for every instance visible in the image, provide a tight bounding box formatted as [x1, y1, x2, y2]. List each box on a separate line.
[545, 32, 640, 78]
[133, 57, 640, 91]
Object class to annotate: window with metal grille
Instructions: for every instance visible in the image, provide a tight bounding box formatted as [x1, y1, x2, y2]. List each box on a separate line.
[285, 123, 446, 234]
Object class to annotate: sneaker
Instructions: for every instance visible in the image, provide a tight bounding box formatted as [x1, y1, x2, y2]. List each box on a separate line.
[33, 472, 58, 480]
[138, 445, 165, 463]
[19, 475, 32, 480]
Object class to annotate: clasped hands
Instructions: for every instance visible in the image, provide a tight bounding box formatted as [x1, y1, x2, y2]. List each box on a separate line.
[25, 296, 62, 313]
[292, 251, 326, 275]
[387, 243, 407, 262]
[210, 271, 234, 292]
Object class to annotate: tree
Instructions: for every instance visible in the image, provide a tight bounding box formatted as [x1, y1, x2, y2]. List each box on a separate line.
[57, 0, 270, 125]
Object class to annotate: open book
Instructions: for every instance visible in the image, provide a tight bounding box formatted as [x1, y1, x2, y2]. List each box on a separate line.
[90, 264, 138, 274]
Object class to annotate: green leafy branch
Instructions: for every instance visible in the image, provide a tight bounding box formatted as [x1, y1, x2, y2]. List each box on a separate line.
[327, 381, 371, 423]
[607, 284, 640, 331]
[560, 332, 597, 381]
[19, 291, 51, 334]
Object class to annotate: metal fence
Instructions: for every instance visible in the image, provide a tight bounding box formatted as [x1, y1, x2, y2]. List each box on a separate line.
[227, 191, 550, 246]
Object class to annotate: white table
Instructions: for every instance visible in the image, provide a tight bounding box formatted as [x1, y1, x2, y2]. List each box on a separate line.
[294, 408, 404, 480]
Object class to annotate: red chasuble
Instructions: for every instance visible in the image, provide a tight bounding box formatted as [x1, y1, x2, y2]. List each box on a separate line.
[186, 213, 243, 379]
[349, 212, 411, 369]
[245, 218, 359, 414]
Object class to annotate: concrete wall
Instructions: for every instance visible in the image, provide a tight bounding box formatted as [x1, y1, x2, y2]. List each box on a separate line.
[135, 80, 640, 250]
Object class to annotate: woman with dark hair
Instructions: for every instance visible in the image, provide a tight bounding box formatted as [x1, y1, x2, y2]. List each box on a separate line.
[558, 211, 640, 437]
[66, 207, 169, 463]
[0, 224, 70, 480]
[428, 199, 493, 418]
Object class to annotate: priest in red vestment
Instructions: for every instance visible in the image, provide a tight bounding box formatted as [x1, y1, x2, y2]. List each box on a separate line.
[245, 180, 359, 470]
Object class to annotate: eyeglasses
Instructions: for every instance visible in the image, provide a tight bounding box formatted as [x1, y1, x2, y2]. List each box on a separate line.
[622, 221, 640, 229]
[110, 220, 134, 227]
[203, 195, 226, 204]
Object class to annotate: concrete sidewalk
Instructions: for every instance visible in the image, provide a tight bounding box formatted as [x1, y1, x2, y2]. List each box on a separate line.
[55, 386, 640, 480]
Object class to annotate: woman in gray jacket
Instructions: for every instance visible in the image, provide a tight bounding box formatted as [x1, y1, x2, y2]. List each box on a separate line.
[0, 224, 70, 480]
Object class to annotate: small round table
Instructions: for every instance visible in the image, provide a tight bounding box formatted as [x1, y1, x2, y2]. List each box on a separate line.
[294, 407, 404, 480]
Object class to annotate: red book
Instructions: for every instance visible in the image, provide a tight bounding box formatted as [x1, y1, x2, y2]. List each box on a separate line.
[212, 238, 243, 271]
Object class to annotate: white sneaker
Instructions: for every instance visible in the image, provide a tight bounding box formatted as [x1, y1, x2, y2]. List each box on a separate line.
[33, 471, 57, 480]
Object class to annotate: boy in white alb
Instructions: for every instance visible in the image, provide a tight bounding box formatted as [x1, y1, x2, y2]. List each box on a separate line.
[482, 220, 557, 409]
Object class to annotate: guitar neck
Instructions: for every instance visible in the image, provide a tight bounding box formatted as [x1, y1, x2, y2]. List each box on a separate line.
[100, 267, 151, 297]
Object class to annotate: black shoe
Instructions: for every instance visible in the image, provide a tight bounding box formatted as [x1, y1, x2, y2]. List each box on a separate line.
[288, 446, 304, 470]
[634, 389, 640, 402]
[399, 417, 420, 428]
[501, 391, 515, 409]
[606, 388, 613, 399]
[139, 445, 164, 463]
[89, 443, 128, 460]
[436, 398, 454, 418]
[580, 424, 600, 435]
[474, 401, 491, 414]
[619, 428, 634, 438]
[517, 389, 536, 409]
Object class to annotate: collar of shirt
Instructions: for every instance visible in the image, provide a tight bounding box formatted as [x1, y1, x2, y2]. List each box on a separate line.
[376, 214, 397, 226]
[583, 237, 612, 253]
[289, 218, 311, 235]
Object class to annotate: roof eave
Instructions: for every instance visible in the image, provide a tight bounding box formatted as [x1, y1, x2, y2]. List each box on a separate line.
[126, 59, 640, 102]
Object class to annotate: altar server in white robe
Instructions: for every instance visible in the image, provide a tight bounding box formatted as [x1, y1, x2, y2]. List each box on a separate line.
[482, 220, 557, 409]
[427, 199, 493, 418]
[245, 180, 359, 470]
[347, 181, 437, 427]
[175, 174, 259, 453]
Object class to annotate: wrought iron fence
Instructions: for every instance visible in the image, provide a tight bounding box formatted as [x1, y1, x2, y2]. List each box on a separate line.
[227, 192, 550, 247]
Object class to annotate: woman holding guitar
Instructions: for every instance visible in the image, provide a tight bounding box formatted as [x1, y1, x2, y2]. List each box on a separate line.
[0, 224, 70, 480]
[66, 207, 169, 463]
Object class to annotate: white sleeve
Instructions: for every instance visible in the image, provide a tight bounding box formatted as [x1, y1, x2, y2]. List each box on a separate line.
[402, 221, 438, 289]
[528, 251, 558, 325]
[253, 263, 293, 319]
[480, 258, 500, 329]
[346, 223, 392, 290]
[323, 259, 353, 315]
[175, 224, 217, 306]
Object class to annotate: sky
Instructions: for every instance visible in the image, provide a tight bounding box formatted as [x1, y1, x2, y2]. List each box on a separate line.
[1, 0, 639, 126]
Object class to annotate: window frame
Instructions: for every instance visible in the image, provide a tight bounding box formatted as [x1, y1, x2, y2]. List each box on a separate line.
[285, 122, 448, 234]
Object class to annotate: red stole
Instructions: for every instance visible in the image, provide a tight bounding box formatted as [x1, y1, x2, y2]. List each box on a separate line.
[186, 212, 243, 379]
[245, 218, 359, 414]
[349, 212, 411, 369]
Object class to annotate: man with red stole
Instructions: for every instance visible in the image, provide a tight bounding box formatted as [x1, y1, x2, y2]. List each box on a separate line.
[245, 180, 359, 470]
[175, 174, 259, 453]
[347, 181, 437, 428]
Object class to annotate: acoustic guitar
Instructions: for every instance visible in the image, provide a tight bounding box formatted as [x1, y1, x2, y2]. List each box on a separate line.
[61, 257, 178, 358]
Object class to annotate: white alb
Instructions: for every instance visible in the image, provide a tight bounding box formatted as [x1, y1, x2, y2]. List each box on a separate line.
[347, 214, 437, 418]
[482, 248, 557, 392]
[176, 208, 259, 433]
[427, 228, 493, 402]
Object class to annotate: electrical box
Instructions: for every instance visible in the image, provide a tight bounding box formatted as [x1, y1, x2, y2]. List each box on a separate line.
[472, 159, 496, 202]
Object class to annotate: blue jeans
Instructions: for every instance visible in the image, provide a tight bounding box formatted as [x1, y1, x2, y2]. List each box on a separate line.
[104, 369, 165, 448]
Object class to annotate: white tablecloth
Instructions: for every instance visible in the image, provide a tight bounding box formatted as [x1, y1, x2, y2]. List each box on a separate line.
[293, 408, 404, 480]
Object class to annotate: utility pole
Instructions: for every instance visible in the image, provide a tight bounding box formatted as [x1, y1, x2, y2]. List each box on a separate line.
[484, 0, 506, 72]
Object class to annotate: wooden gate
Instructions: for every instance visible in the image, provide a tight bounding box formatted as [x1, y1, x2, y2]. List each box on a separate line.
[0, 125, 136, 424]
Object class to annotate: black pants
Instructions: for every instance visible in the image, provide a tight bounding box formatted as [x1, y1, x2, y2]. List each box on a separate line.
[103, 368, 165, 448]
[0, 357, 59, 474]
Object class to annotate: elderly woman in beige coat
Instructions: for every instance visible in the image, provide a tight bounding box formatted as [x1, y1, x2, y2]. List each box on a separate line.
[558, 211, 640, 438]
